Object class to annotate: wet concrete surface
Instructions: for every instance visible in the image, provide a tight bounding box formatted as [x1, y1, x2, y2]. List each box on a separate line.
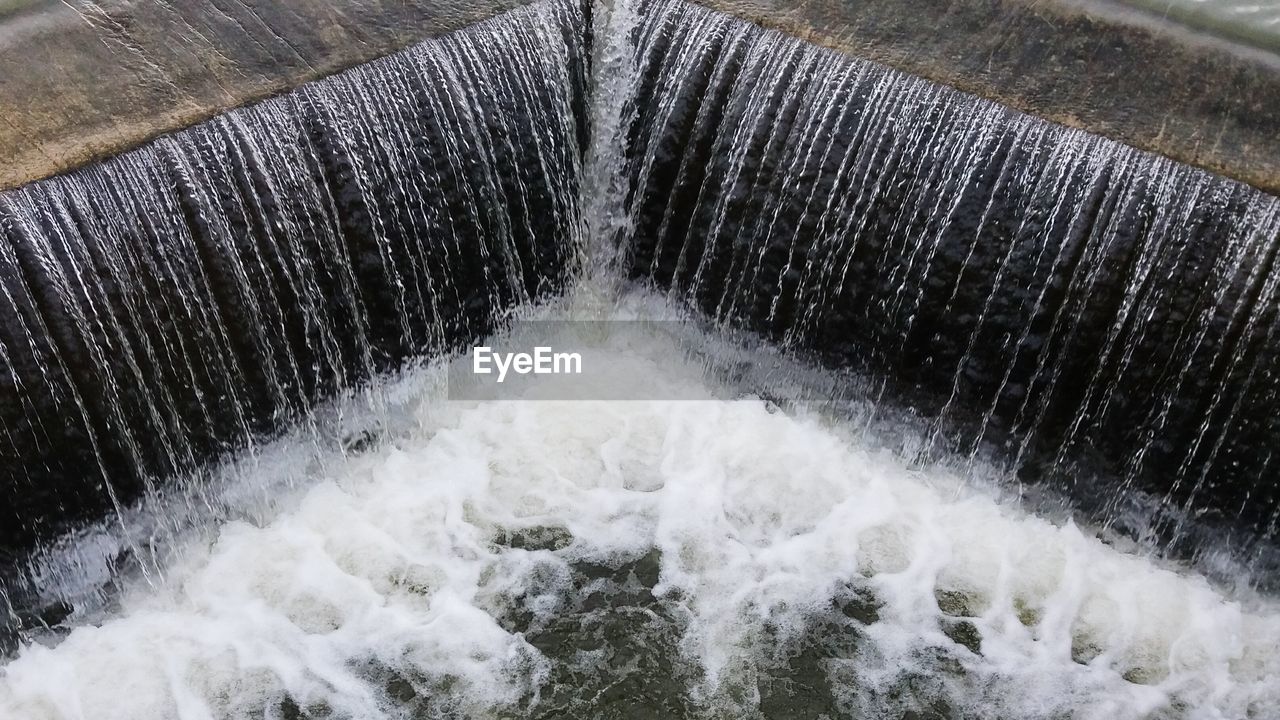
[686, 0, 1280, 196]
[2, 0, 1277, 194]
[0, 0, 531, 190]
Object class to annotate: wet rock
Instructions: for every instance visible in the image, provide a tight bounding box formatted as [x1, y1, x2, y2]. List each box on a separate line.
[493, 525, 576, 553]
[940, 619, 982, 656]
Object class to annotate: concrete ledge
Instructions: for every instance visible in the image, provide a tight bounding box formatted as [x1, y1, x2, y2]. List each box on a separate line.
[4, 0, 1276, 195]
[687, 0, 1280, 196]
[0, 0, 531, 190]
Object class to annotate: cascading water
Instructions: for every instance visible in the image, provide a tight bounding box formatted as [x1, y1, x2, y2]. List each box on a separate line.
[617, 0, 1280, 567]
[0, 0, 586, 562]
[2, 0, 1280, 717]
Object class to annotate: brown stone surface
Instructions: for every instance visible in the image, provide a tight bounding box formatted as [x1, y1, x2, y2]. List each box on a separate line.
[0, 0, 529, 190]
[688, 0, 1280, 196]
[2, 0, 1277, 195]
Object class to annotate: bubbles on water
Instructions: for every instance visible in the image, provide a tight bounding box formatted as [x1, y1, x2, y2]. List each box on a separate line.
[2, 289, 1277, 720]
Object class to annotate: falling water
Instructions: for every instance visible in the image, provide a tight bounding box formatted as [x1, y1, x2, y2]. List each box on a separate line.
[0, 0, 586, 564]
[616, 0, 1280, 567]
[3, 0, 1280, 717]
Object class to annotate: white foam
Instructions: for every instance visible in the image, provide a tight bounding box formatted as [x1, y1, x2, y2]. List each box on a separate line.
[2, 289, 1277, 719]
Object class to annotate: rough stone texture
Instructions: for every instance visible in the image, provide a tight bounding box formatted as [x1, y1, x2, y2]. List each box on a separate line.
[3, 0, 1276, 194]
[686, 0, 1280, 196]
[0, 0, 530, 190]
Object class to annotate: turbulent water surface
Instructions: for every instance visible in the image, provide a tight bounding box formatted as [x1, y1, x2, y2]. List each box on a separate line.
[2, 288, 1280, 719]
[2, 0, 1280, 717]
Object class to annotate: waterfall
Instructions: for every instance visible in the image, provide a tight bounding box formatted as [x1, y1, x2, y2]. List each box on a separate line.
[7, 0, 1275, 593]
[0, 0, 587, 562]
[3, 0, 1280, 715]
[615, 0, 1280, 562]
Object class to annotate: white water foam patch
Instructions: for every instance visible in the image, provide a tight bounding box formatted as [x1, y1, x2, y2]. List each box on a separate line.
[2, 295, 1278, 719]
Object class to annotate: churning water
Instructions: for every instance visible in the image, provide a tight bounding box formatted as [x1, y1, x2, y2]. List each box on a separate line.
[2, 287, 1280, 719]
[2, 0, 1280, 717]
[618, 0, 1280, 560]
[0, 0, 585, 556]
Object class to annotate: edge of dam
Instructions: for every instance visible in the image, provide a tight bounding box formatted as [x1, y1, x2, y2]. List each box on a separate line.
[0, 0, 536, 191]
[9, 0, 1274, 196]
[683, 0, 1280, 197]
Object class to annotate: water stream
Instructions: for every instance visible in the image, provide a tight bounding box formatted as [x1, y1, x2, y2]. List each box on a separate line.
[1, 0, 1279, 716]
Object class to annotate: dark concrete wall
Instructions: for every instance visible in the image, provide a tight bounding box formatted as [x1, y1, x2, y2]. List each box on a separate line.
[686, 0, 1280, 197]
[0, 0, 531, 190]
